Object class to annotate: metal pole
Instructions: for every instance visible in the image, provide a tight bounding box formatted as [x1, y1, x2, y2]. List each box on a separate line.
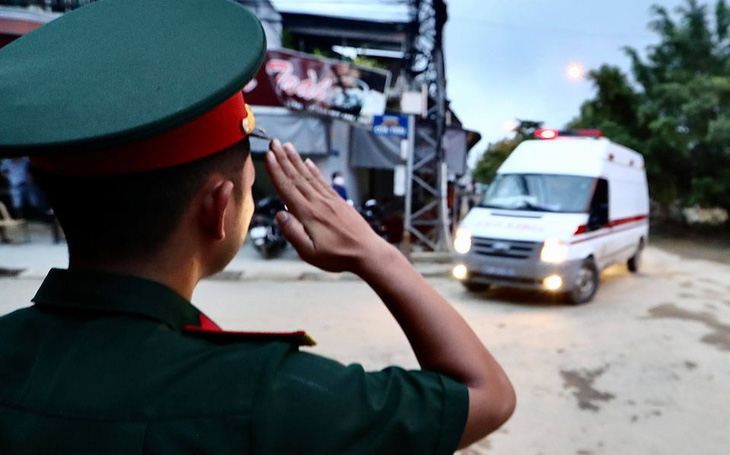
[439, 161, 453, 251]
[403, 114, 416, 259]
[434, 33, 449, 251]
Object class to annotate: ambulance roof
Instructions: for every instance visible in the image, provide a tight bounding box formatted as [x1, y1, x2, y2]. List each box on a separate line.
[497, 137, 645, 178]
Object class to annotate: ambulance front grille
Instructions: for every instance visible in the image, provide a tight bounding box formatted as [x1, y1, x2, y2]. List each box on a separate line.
[471, 237, 539, 259]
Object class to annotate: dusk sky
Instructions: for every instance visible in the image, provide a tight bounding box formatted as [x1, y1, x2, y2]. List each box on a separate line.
[273, 0, 689, 160]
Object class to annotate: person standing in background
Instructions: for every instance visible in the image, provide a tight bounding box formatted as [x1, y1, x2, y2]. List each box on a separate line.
[0, 167, 12, 243]
[331, 171, 348, 200]
[0, 157, 39, 219]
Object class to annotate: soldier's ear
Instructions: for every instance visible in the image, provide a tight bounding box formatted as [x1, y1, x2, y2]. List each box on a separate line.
[199, 178, 235, 241]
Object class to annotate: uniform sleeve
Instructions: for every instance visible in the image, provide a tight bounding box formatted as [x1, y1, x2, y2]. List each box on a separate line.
[252, 351, 469, 455]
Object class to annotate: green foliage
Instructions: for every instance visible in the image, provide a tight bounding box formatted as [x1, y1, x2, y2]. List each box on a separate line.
[281, 30, 298, 51]
[279, 32, 388, 71]
[471, 136, 521, 184]
[312, 47, 337, 59]
[472, 120, 543, 184]
[353, 55, 389, 71]
[570, 0, 730, 211]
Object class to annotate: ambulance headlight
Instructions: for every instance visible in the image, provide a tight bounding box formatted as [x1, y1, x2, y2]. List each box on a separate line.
[454, 228, 472, 254]
[452, 264, 468, 280]
[540, 238, 568, 263]
[543, 274, 563, 291]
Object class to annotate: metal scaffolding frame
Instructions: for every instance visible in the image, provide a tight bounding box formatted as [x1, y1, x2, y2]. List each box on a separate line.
[402, 0, 452, 255]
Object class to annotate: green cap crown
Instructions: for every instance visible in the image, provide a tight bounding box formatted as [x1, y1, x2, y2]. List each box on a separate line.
[0, 0, 266, 156]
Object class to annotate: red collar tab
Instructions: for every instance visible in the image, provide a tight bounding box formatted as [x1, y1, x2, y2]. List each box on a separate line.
[183, 314, 316, 347]
[30, 92, 254, 176]
[197, 313, 222, 331]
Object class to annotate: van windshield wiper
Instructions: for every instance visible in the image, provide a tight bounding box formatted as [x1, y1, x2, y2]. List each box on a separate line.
[480, 200, 559, 212]
[518, 201, 559, 212]
[480, 203, 511, 209]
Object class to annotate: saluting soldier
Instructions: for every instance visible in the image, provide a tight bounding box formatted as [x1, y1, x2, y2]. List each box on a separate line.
[0, 0, 515, 453]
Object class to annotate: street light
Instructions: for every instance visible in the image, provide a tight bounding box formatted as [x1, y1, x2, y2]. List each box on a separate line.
[567, 63, 585, 81]
[502, 119, 518, 133]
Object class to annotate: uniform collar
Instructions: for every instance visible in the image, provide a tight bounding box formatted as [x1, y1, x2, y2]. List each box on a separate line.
[32, 268, 212, 332]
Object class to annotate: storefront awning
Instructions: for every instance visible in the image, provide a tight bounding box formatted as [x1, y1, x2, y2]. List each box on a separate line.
[350, 120, 469, 176]
[249, 106, 329, 156]
[350, 126, 402, 169]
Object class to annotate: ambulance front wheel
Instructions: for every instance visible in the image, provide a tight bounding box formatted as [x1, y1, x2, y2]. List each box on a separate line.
[462, 281, 491, 293]
[566, 259, 599, 304]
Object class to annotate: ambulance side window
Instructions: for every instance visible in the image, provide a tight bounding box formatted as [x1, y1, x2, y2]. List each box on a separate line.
[588, 178, 609, 231]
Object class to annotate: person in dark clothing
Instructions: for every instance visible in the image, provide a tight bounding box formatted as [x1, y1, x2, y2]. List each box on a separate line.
[0, 170, 12, 243]
[0, 0, 515, 453]
[332, 171, 349, 200]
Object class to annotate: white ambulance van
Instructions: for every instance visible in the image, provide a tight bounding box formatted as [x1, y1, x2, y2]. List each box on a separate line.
[453, 129, 649, 304]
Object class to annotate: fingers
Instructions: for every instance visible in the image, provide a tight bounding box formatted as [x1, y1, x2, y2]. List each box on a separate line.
[304, 158, 341, 198]
[280, 142, 334, 199]
[275, 210, 315, 260]
[265, 149, 310, 218]
[269, 140, 321, 200]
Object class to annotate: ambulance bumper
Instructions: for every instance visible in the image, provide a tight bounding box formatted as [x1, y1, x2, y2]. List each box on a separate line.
[453, 253, 584, 291]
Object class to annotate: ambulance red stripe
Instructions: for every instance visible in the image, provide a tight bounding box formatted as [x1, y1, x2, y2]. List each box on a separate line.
[571, 215, 648, 245]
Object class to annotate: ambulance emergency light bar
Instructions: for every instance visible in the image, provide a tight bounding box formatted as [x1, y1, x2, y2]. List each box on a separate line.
[534, 129, 604, 140]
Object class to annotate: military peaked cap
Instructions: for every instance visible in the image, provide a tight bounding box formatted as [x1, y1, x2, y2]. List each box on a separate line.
[0, 0, 265, 175]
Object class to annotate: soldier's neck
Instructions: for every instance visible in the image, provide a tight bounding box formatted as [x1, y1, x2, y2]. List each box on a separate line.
[68, 254, 201, 301]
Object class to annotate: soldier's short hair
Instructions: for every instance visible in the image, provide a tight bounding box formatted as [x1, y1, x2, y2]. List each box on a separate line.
[33, 139, 250, 263]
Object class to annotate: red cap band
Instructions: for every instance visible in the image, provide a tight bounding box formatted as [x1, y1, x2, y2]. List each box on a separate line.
[31, 92, 250, 176]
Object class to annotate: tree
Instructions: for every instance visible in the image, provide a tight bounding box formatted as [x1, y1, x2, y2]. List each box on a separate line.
[568, 66, 644, 151]
[570, 0, 730, 212]
[472, 120, 543, 184]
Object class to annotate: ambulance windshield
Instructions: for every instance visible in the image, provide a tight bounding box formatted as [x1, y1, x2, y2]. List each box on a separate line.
[480, 174, 593, 213]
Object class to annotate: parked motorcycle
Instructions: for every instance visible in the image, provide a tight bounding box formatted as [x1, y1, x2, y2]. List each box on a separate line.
[249, 196, 288, 259]
[358, 199, 389, 241]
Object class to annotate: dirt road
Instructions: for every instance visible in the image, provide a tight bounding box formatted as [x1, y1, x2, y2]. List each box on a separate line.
[1, 246, 728, 454]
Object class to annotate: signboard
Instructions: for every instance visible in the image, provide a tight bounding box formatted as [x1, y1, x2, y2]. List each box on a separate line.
[244, 49, 391, 124]
[372, 114, 409, 138]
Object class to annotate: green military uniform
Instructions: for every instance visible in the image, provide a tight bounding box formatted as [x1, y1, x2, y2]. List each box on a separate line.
[0, 0, 469, 453]
[0, 269, 467, 453]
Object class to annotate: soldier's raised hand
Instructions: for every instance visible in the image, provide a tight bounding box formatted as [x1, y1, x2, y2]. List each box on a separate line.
[266, 140, 516, 449]
[265, 139, 390, 273]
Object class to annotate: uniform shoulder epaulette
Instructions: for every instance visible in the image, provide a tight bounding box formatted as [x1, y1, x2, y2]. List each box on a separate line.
[183, 314, 316, 347]
[184, 325, 316, 347]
